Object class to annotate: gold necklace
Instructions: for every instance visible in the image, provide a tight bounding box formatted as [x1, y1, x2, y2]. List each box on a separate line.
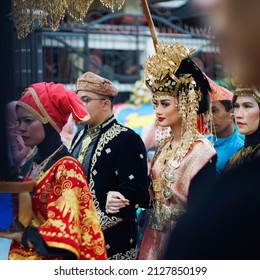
[27, 144, 64, 181]
[77, 136, 92, 164]
[77, 126, 100, 164]
[158, 138, 181, 173]
[156, 131, 198, 188]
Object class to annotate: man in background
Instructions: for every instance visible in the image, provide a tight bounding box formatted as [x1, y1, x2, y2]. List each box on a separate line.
[206, 77, 244, 175]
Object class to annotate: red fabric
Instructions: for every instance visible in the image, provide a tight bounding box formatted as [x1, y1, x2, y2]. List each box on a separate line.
[205, 74, 233, 101]
[8, 156, 107, 260]
[18, 82, 89, 132]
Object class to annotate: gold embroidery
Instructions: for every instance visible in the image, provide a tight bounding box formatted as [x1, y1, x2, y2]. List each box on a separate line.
[77, 136, 92, 164]
[9, 247, 45, 260]
[10, 156, 107, 260]
[27, 145, 64, 182]
[70, 115, 115, 154]
[110, 248, 136, 260]
[47, 219, 66, 232]
[227, 143, 260, 170]
[99, 211, 123, 231]
[83, 201, 102, 233]
[60, 168, 87, 184]
[48, 187, 83, 225]
[88, 122, 127, 229]
[77, 125, 101, 164]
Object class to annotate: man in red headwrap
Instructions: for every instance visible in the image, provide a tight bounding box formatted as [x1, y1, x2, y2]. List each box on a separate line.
[70, 72, 149, 260]
[0, 82, 107, 260]
[206, 76, 244, 175]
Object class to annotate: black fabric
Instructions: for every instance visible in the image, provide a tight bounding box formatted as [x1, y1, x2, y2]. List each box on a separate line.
[21, 226, 76, 259]
[187, 154, 217, 209]
[176, 57, 211, 114]
[165, 156, 260, 260]
[71, 116, 150, 259]
[34, 123, 63, 164]
[244, 126, 260, 149]
[20, 123, 69, 175]
[20, 146, 69, 177]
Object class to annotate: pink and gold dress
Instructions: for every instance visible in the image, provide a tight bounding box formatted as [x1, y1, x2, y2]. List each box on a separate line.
[138, 136, 216, 259]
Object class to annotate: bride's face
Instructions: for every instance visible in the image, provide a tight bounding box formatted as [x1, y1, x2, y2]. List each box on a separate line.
[152, 96, 182, 128]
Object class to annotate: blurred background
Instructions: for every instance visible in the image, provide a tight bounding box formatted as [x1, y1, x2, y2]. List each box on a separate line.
[0, 0, 232, 179]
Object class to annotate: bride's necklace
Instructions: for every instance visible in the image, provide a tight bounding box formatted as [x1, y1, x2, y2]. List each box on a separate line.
[27, 144, 64, 181]
[160, 139, 179, 183]
[159, 132, 194, 183]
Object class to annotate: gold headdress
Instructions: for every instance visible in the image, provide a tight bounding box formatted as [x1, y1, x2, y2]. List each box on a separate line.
[144, 41, 210, 173]
[144, 42, 196, 96]
[233, 86, 260, 104]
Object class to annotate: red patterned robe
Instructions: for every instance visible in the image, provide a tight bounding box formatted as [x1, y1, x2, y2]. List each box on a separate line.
[9, 156, 107, 260]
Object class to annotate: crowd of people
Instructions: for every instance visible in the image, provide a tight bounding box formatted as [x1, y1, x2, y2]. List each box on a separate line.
[0, 0, 259, 260]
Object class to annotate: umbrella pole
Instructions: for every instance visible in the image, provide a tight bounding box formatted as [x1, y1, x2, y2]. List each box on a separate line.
[141, 0, 158, 52]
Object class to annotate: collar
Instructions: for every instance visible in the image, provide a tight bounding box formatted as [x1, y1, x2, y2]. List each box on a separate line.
[86, 115, 115, 135]
[244, 127, 260, 148]
[101, 114, 115, 129]
[87, 125, 101, 138]
[70, 115, 116, 153]
[208, 131, 237, 147]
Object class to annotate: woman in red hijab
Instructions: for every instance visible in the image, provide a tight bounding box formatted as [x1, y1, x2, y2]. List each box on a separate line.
[0, 82, 107, 260]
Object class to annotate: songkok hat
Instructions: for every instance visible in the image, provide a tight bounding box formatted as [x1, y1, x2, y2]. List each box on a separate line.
[144, 42, 211, 114]
[233, 86, 260, 104]
[76, 72, 118, 97]
[17, 82, 90, 133]
[205, 74, 233, 102]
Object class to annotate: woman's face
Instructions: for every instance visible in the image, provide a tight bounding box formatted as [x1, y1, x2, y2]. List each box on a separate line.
[152, 95, 181, 128]
[233, 95, 260, 136]
[16, 106, 45, 148]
